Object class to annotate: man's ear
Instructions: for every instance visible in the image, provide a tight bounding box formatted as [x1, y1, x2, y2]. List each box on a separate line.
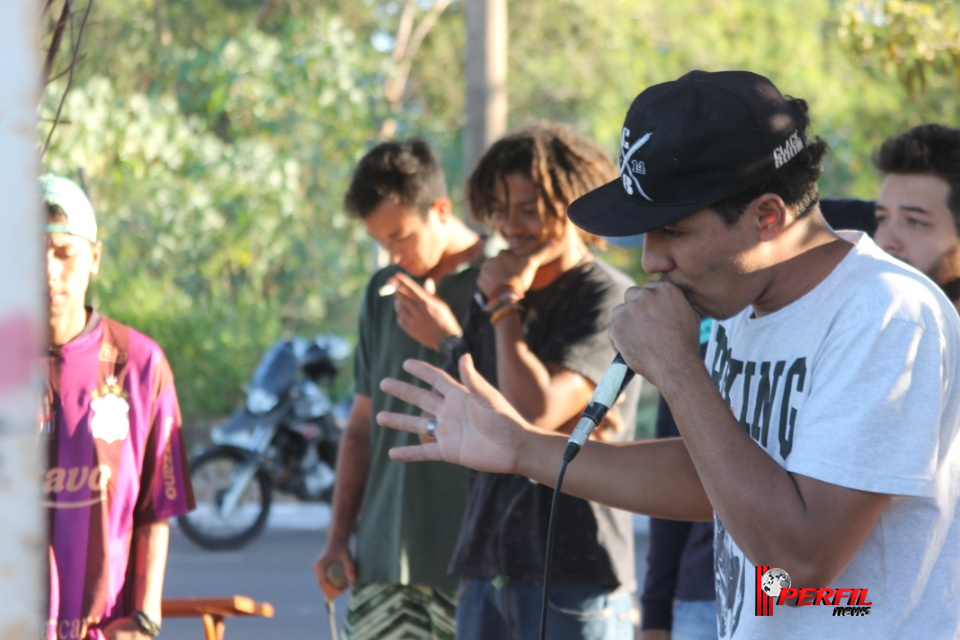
[751, 194, 788, 241]
[429, 198, 454, 223]
[89, 240, 103, 276]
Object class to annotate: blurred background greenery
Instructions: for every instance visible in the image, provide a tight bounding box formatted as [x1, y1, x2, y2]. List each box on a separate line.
[38, 0, 960, 437]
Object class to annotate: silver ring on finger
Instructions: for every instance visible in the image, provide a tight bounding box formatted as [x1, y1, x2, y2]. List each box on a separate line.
[425, 418, 438, 439]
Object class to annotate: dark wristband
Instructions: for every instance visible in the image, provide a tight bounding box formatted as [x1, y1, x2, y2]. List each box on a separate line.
[439, 334, 464, 361]
[133, 610, 162, 637]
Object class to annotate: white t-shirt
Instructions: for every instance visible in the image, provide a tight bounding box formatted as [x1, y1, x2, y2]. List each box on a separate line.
[704, 232, 960, 639]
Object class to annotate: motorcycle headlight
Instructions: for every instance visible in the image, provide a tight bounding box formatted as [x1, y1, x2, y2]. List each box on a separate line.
[246, 388, 279, 414]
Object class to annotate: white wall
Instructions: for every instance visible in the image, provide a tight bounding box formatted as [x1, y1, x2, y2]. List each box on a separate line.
[0, 0, 44, 633]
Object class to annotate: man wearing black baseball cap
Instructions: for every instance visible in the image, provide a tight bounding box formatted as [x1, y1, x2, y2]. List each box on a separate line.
[569, 70, 812, 238]
[375, 70, 960, 639]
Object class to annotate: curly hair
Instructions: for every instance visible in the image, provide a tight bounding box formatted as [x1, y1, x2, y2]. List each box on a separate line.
[466, 121, 617, 247]
[872, 124, 960, 230]
[711, 97, 828, 225]
[344, 138, 447, 219]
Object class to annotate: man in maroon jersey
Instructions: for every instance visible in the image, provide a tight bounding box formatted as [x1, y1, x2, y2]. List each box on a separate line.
[41, 174, 194, 640]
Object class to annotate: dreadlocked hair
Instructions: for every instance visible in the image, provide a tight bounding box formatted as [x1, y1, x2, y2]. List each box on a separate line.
[467, 121, 617, 248]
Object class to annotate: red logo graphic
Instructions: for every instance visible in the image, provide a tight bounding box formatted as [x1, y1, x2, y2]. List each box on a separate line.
[755, 566, 872, 617]
[756, 566, 783, 616]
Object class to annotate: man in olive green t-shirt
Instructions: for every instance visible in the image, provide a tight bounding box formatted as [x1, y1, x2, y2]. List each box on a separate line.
[313, 139, 486, 639]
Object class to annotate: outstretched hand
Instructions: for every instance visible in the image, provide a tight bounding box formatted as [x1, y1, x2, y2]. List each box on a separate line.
[377, 353, 535, 474]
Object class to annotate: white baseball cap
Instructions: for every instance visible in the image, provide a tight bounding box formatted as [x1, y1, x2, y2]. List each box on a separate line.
[41, 173, 98, 243]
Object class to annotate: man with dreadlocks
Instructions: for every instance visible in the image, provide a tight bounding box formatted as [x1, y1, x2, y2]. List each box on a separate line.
[440, 122, 640, 639]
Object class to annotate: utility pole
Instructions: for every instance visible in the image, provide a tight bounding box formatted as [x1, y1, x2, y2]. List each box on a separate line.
[463, 0, 507, 183]
[0, 0, 44, 634]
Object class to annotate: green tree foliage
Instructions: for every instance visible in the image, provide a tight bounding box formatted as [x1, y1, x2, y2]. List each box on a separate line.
[839, 0, 960, 97]
[41, 7, 385, 416]
[502, 0, 960, 193]
[39, 0, 960, 421]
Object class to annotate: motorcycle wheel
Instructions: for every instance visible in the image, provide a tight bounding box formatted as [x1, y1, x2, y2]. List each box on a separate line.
[177, 447, 273, 550]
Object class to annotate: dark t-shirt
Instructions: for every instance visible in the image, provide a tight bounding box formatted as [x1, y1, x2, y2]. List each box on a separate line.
[821, 197, 876, 236]
[447, 258, 639, 589]
[353, 260, 480, 590]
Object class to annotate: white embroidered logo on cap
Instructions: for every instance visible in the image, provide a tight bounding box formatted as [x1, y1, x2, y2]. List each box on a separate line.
[619, 127, 653, 201]
[773, 131, 803, 168]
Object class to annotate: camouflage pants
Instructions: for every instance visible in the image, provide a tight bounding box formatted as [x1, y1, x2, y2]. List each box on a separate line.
[343, 582, 457, 640]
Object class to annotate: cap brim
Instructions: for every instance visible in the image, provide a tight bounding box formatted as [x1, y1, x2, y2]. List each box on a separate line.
[568, 177, 708, 237]
[603, 233, 645, 249]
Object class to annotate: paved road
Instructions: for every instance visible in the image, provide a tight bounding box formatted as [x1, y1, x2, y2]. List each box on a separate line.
[163, 526, 341, 640]
[163, 514, 651, 640]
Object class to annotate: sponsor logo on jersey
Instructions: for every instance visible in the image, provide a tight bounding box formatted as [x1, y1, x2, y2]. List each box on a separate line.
[42, 464, 112, 508]
[161, 416, 178, 500]
[45, 616, 94, 639]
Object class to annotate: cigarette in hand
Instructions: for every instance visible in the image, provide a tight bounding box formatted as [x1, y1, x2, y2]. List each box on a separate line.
[379, 283, 397, 297]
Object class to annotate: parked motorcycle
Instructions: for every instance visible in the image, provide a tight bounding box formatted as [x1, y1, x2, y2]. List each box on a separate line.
[177, 334, 351, 550]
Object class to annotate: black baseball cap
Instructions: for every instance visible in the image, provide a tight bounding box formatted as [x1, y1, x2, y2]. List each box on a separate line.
[569, 70, 806, 237]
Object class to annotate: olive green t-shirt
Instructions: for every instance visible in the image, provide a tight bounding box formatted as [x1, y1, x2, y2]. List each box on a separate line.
[353, 261, 480, 590]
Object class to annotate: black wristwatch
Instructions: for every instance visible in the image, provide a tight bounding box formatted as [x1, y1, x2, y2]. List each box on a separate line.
[439, 334, 464, 361]
[132, 610, 162, 638]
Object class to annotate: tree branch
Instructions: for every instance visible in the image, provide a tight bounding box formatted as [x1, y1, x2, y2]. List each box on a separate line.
[383, 0, 451, 109]
[391, 0, 416, 66]
[255, 0, 282, 30]
[41, 0, 57, 21]
[405, 0, 451, 65]
[43, 0, 73, 83]
[42, 0, 94, 157]
[154, 0, 172, 46]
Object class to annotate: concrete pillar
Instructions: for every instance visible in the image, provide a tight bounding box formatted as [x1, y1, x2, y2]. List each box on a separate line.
[0, 0, 44, 635]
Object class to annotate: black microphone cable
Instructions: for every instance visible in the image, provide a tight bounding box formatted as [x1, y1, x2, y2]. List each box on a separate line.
[538, 353, 635, 640]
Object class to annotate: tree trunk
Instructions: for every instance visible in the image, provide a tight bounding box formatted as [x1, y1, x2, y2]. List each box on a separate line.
[463, 0, 507, 180]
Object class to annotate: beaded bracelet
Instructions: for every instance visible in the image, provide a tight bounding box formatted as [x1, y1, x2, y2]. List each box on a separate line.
[485, 289, 523, 314]
[489, 303, 524, 325]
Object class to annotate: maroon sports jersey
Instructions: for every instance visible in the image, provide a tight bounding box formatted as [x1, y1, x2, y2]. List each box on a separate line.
[41, 312, 194, 640]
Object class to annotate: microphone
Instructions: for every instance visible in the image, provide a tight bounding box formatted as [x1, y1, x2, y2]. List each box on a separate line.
[563, 353, 635, 462]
